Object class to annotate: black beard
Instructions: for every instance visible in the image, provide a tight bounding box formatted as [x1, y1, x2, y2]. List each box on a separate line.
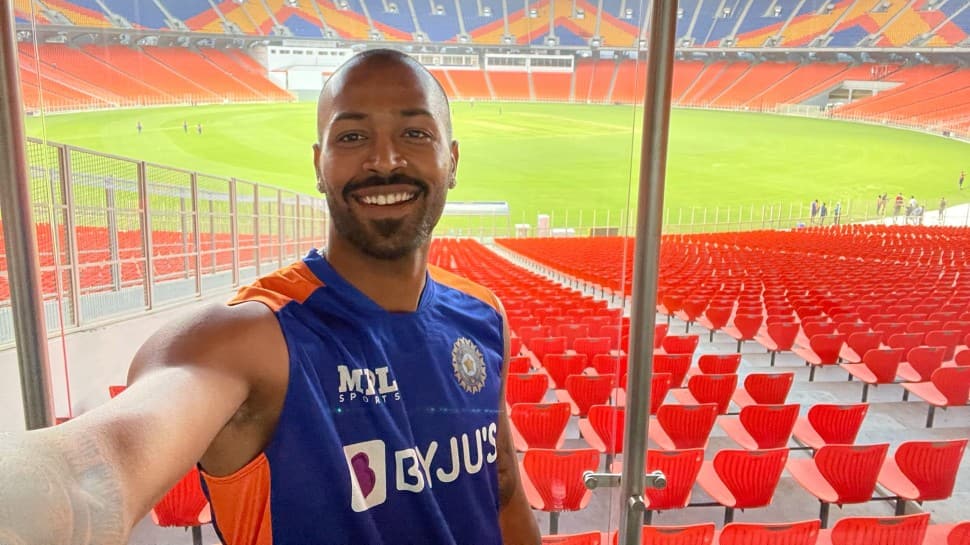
[325, 173, 440, 261]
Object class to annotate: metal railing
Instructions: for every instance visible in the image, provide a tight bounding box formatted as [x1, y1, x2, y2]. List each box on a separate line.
[0, 137, 328, 346]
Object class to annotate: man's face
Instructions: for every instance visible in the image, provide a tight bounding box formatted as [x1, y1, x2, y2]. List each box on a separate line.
[313, 58, 458, 261]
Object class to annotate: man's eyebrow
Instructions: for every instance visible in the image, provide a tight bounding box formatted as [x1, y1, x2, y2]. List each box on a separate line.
[332, 111, 367, 123]
[400, 108, 434, 119]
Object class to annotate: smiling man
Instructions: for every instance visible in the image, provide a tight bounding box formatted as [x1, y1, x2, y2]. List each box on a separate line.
[0, 49, 540, 545]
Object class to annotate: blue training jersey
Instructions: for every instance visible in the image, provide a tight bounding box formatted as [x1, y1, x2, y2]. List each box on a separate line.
[200, 249, 506, 545]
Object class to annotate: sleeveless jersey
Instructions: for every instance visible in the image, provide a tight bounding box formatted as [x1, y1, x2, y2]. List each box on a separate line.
[200, 249, 506, 545]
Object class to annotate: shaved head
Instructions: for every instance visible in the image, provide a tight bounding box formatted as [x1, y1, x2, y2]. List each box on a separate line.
[317, 49, 452, 142]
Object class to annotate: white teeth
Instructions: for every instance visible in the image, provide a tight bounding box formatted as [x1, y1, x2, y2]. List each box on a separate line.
[360, 192, 416, 206]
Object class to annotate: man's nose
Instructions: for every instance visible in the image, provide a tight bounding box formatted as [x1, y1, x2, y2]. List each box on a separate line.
[364, 134, 407, 175]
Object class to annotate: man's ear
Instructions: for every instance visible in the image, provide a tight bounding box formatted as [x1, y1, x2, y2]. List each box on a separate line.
[449, 139, 459, 189]
[312, 142, 325, 194]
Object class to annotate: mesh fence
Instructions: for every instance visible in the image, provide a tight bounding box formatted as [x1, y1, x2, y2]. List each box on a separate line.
[0, 139, 329, 345]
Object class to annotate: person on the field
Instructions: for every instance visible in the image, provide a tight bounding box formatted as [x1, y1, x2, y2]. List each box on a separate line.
[819, 202, 828, 224]
[833, 202, 841, 225]
[0, 49, 540, 545]
[939, 197, 947, 223]
[960, 171, 964, 190]
[810, 199, 819, 224]
[893, 193, 904, 219]
[136, 121, 142, 134]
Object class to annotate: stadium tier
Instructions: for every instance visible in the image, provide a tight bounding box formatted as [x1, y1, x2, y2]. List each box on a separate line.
[15, 0, 970, 47]
[16, 44, 291, 110]
[16, 38, 970, 137]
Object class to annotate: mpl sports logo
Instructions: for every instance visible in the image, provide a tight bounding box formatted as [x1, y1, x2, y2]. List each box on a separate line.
[337, 364, 401, 404]
[343, 422, 498, 512]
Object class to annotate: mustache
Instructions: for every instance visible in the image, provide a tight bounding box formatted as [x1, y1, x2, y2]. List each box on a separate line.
[343, 174, 428, 200]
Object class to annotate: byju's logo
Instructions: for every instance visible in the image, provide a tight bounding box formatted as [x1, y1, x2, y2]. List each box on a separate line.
[343, 440, 387, 512]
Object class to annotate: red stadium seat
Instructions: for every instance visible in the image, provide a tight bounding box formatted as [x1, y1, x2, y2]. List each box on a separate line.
[719, 403, 799, 450]
[542, 353, 589, 390]
[506, 373, 549, 406]
[717, 519, 820, 545]
[556, 374, 614, 417]
[573, 337, 614, 361]
[696, 447, 789, 524]
[672, 373, 738, 415]
[925, 330, 963, 362]
[896, 346, 945, 392]
[508, 355, 532, 374]
[724, 314, 764, 352]
[786, 443, 890, 527]
[695, 353, 742, 375]
[755, 322, 799, 366]
[732, 372, 795, 408]
[151, 467, 211, 542]
[815, 513, 929, 545]
[541, 532, 603, 545]
[662, 334, 700, 356]
[841, 348, 903, 402]
[839, 331, 883, 364]
[613, 523, 714, 545]
[921, 521, 970, 545]
[531, 337, 569, 364]
[792, 403, 868, 451]
[509, 402, 570, 451]
[520, 448, 600, 534]
[578, 405, 625, 458]
[641, 449, 706, 522]
[901, 366, 970, 427]
[649, 403, 719, 450]
[878, 439, 969, 515]
[591, 354, 627, 376]
[654, 353, 693, 389]
[698, 305, 733, 342]
[794, 334, 846, 381]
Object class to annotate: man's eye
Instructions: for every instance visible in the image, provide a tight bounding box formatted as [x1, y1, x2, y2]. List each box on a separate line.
[405, 129, 431, 139]
[338, 133, 364, 143]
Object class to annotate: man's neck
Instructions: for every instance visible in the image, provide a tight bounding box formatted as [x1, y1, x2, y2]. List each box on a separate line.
[325, 238, 429, 312]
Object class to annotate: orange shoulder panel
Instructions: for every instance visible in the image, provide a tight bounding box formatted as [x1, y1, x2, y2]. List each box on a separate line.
[229, 261, 324, 311]
[201, 454, 273, 545]
[428, 265, 501, 313]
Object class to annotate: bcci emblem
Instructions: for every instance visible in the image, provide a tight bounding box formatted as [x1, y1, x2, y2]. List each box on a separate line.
[452, 337, 487, 394]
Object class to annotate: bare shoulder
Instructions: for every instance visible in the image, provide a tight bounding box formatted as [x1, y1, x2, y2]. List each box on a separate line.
[128, 300, 287, 385]
[126, 300, 290, 474]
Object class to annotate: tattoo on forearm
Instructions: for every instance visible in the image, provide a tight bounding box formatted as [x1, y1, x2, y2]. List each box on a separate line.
[0, 432, 128, 545]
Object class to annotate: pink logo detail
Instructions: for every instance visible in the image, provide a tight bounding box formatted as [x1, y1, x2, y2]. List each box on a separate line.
[351, 453, 376, 498]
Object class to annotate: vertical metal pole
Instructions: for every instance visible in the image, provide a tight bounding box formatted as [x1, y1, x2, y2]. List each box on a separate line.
[619, 0, 679, 542]
[179, 192, 189, 279]
[136, 161, 155, 310]
[0, 4, 55, 429]
[105, 180, 121, 290]
[230, 179, 240, 287]
[60, 147, 82, 326]
[277, 190, 285, 268]
[190, 173, 203, 297]
[252, 184, 261, 275]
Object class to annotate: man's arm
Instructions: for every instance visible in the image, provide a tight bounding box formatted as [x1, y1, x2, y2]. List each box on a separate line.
[0, 301, 283, 545]
[495, 304, 541, 545]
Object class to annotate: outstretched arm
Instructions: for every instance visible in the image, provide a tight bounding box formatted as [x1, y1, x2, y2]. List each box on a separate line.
[0, 301, 281, 545]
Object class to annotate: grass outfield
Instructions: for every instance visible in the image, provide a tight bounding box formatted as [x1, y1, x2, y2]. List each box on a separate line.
[25, 102, 970, 230]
